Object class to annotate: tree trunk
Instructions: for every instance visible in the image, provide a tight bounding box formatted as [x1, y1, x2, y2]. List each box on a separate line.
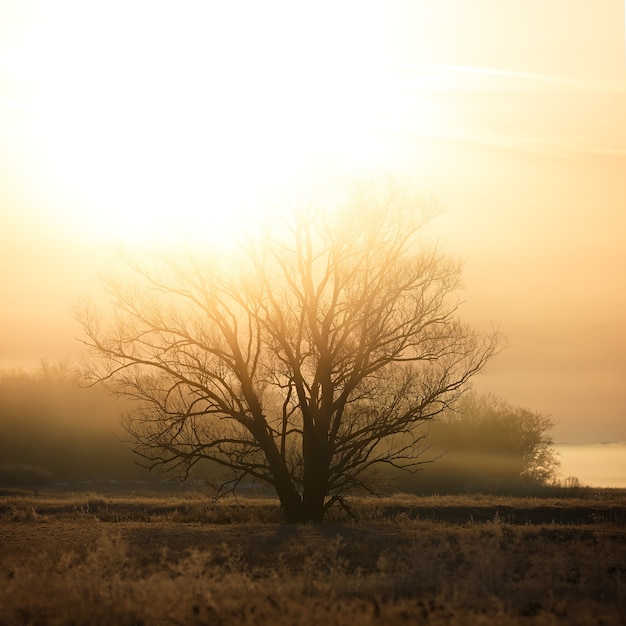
[277, 489, 306, 524]
[273, 463, 326, 523]
[273, 431, 331, 523]
[302, 481, 327, 523]
[256, 428, 306, 523]
[301, 433, 331, 523]
[267, 462, 305, 523]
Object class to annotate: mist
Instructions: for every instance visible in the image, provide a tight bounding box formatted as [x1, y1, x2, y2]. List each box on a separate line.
[557, 443, 626, 489]
[0, 365, 146, 485]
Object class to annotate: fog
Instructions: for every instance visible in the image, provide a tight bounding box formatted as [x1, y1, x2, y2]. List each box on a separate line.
[0, 368, 142, 484]
[2, 366, 622, 490]
[1, 1, 625, 457]
[557, 443, 626, 489]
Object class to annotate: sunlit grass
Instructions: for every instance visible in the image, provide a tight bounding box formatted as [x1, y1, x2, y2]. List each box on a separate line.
[2, 489, 625, 524]
[2, 489, 625, 523]
[1, 490, 625, 625]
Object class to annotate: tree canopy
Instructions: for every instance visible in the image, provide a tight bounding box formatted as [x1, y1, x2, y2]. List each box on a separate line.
[79, 183, 499, 522]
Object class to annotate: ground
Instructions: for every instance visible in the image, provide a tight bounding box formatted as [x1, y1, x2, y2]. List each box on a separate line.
[0, 489, 625, 625]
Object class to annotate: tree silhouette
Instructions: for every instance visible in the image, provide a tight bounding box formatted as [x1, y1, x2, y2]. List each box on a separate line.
[78, 183, 499, 522]
[394, 391, 560, 493]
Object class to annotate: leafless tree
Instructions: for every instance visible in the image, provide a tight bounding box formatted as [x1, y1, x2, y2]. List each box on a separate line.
[78, 183, 500, 522]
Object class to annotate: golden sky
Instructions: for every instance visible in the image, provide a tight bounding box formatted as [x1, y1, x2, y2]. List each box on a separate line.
[1, 0, 625, 442]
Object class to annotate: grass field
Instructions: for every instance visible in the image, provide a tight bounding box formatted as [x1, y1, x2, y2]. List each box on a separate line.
[1, 489, 625, 625]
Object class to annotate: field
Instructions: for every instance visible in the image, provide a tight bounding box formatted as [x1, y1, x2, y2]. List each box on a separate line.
[1, 490, 625, 625]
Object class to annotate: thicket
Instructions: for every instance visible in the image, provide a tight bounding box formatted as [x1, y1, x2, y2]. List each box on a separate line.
[392, 391, 561, 495]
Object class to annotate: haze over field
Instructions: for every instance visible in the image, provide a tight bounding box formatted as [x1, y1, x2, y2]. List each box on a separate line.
[1, 0, 625, 451]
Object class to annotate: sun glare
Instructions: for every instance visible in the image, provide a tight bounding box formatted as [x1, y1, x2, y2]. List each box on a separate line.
[2, 1, 447, 249]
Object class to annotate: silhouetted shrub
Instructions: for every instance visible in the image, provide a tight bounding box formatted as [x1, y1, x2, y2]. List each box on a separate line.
[393, 391, 560, 494]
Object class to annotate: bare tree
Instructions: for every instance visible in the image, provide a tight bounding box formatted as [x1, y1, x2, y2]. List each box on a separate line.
[78, 183, 499, 522]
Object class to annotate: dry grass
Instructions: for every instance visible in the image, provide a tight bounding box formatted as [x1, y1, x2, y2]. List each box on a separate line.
[1, 490, 625, 625]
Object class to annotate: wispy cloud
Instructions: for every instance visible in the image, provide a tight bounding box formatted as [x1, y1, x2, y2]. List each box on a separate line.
[383, 62, 626, 95]
[368, 62, 626, 160]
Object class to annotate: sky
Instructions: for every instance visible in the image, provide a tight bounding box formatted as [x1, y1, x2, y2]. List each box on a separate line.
[1, 0, 625, 444]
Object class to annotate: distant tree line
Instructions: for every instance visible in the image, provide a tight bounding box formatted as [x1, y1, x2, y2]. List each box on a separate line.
[0, 361, 150, 486]
[0, 362, 559, 493]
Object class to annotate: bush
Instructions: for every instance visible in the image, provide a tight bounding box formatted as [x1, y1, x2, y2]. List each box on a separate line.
[395, 391, 560, 494]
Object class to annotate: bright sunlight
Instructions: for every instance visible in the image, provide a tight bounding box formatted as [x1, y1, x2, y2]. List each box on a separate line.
[4, 1, 446, 247]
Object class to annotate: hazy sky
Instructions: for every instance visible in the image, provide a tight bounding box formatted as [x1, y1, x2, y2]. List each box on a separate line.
[1, 1, 625, 443]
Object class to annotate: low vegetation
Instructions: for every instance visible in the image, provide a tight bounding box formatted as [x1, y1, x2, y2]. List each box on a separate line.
[0, 366, 564, 498]
[1, 490, 624, 625]
[387, 390, 561, 495]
